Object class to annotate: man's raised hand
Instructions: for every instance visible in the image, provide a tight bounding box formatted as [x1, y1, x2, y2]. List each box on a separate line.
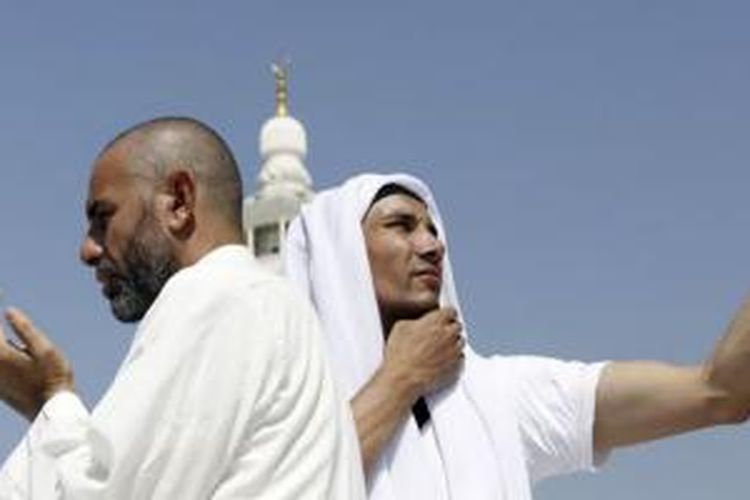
[384, 307, 465, 402]
[0, 308, 74, 421]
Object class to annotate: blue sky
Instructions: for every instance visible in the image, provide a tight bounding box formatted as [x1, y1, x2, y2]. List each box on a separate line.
[0, 2, 748, 498]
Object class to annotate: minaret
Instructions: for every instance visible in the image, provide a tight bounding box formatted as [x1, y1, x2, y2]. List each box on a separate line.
[243, 62, 313, 273]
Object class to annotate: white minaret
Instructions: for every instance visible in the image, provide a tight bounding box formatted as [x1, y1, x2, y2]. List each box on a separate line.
[243, 62, 314, 273]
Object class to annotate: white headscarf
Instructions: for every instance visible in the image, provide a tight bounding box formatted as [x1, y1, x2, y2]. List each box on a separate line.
[285, 173, 526, 499]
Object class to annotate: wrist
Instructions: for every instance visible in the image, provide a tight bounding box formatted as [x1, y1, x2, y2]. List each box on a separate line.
[43, 384, 75, 403]
[378, 359, 422, 408]
[40, 378, 76, 412]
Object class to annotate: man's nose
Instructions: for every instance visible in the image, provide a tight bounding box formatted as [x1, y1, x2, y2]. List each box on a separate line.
[80, 235, 103, 266]
[416, 230, 445, 264]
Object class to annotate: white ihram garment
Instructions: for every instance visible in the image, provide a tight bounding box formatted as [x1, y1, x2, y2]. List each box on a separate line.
[285, 173, 605, 499]
[0, 245, 366, 500]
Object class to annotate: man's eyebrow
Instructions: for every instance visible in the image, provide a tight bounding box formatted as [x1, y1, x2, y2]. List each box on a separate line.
[380, 210, 417, 221]
[85, 200, 113, 220]
[85, 200, 98, 220]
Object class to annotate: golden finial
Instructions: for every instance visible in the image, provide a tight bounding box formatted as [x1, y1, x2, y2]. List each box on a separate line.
[272, 61, 290, 117]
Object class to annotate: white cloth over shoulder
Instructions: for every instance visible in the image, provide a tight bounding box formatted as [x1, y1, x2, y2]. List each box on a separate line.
[285, 173, 606, 499]
[0, 245, 366, 500]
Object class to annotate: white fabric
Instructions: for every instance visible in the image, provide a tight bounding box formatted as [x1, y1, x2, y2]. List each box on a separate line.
[0, 245, 366, 500]
[284, 173, 605, 499]
[419, 425, 449, 499]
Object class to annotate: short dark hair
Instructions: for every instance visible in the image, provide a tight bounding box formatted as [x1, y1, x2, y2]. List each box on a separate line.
[370, 183, 424, 206]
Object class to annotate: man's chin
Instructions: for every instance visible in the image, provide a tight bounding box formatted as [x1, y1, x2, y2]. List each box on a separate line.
[398, 300, 441, 321]
[109, 295, 148, 324]
[415, 293, 441, 312]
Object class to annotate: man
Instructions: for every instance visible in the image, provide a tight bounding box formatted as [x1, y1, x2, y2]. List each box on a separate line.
[0, 117, 365, 499]
[285, 173, 750, 499]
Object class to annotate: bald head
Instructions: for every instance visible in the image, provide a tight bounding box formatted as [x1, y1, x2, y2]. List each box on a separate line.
[81, 117, 245, 322]
[100, 116, 243, 229]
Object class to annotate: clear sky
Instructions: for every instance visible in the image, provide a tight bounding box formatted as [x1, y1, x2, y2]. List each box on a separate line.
[0, 2, 748, 498]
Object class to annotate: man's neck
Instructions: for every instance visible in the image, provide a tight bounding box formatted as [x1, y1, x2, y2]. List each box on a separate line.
[176, 231, 244, 268]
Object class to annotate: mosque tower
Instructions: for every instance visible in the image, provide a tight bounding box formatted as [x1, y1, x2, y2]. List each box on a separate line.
[243, 62, 314, 273]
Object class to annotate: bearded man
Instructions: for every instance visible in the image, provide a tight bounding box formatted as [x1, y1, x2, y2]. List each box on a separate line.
[0, 117, 365, 499]
[285, 173, 750, 499]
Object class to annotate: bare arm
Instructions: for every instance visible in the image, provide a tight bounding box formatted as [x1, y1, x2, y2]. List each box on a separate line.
[594, 298, 750, 453]
[351, 308, 464, 476]
[351, 363, 418, 476]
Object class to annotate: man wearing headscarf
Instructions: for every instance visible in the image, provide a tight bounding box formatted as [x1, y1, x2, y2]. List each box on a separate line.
[285, 173, 750, 499]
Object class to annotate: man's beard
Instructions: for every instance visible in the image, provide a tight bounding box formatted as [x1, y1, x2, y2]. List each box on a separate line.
[101, 215, 180, 323]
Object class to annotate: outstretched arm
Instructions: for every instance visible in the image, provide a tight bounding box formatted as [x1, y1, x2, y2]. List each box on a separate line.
[351, 307, 464, 476]
[594, 298, 750, 453]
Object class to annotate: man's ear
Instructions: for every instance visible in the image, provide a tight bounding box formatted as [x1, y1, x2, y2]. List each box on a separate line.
[162, 169, 196, 236]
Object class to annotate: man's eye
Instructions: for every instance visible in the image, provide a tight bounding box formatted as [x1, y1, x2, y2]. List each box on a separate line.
[90, 212, 111, 235]
[386, 219, 412, 231]
[96, 214, 109, 227]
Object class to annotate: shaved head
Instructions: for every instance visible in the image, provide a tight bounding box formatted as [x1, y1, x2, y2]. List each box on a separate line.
[81, 117, 245, 322]
[99, 116, 243, 228]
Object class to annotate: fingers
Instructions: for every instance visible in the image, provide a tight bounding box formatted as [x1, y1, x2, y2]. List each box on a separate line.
[443, 318, 463, 342]
[436, 319, 465, 361]
[431, 308, 465, 353]
[440, 306, 458, 321]
[438, 340, 466, 388]
[5, 308, 51, 356]
[0, 320, 23, 355]
[438, 307, 462, 330]
[423, 306, 457, 321]
[453, 333, 465, 361]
